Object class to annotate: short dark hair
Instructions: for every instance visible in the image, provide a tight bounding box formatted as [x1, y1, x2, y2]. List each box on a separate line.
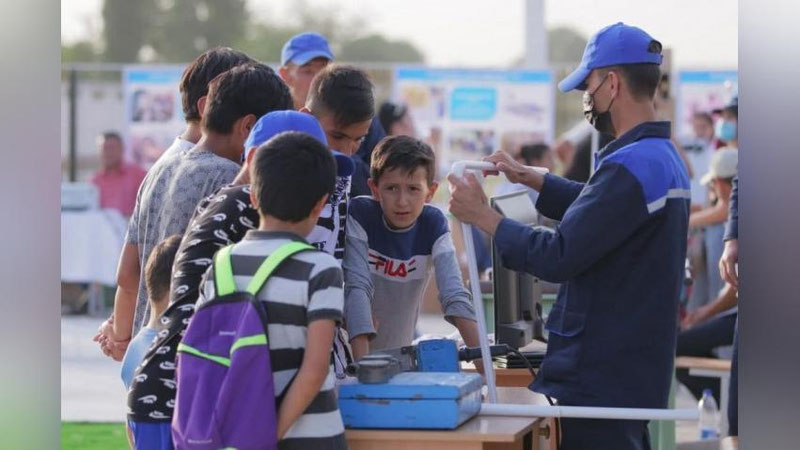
[100, 131, 122, 143]
[599, 63, 661, 101]
[378, 101, 407, 133]
[251, 132, 336, 222]
[179, 47, 253, 122]
[370, 135, 436, 185]
[692, 112, 714, 126]
[145, 235, 182, 303]
[519, 143, 550, 165]
[306, 64, 375, 127]
[202, 63, 293, 134]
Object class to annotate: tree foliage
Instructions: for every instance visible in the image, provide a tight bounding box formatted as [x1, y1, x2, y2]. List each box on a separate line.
[64, 0, 425, 64]
[339, 34, 424, 63]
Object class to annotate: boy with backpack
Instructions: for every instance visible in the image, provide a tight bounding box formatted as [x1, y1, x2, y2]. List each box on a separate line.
[174, 132, 347, 449]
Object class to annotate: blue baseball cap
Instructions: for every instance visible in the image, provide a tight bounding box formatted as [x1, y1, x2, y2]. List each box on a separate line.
[244, 110, 354, 177]
[281, 32, 334, 66]
[245, 110, 328, 153]
[558, 22, 663, 92]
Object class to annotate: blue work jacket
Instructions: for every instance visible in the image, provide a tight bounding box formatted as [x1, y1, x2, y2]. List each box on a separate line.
[495, 121, 690, 408]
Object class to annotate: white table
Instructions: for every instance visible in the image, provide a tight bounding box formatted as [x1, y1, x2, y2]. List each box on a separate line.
[61, 209, 128, 314]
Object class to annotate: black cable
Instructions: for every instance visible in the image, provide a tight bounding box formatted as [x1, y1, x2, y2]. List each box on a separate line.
[508, 348, 538, 380]
[544, 394, 562, 450]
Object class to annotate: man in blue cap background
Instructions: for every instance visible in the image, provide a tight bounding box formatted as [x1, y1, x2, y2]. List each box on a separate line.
[279, 31, 384, 196]
[279, 32, 335, 111]
[449, 22, 690, 449]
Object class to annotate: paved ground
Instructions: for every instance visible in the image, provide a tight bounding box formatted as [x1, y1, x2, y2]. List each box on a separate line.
[61, 314, 705, 444]
[61, 315, 128, 422]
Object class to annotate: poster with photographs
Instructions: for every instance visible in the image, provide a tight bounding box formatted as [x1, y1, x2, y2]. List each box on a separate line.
[393, 68, 554, 172]
[675, 70, 738, 140]
[123, 66, 185, 170]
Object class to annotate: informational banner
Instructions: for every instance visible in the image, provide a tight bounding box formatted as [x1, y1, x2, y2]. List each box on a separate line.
[675, 70, 738, 139]
[123, 66, 185, 169]
[393, 68, 554, 171]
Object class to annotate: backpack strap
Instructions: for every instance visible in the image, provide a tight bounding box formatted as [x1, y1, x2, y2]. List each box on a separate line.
[244, 241, 314, 295]
[181, 241, 316, 365]
[214, 245, 237, 296]
[213, 241, 315, 297]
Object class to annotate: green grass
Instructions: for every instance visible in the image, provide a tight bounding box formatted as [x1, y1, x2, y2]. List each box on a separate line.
[61, 422, 128, 450]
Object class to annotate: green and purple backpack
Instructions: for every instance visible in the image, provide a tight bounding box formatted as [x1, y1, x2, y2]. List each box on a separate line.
[172, 241, 314, 449]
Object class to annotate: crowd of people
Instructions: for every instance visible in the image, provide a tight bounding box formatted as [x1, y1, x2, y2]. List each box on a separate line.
[89, 32, 483, 449]
[85, 23, 739, 450]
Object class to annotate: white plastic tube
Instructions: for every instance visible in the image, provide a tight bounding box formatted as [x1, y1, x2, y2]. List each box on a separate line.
[451, 161, 498, 403]
[480, 403, 699, 421]
[450, 161, 551, 404]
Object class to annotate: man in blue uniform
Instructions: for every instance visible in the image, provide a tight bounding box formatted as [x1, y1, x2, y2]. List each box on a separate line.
[448, 23, 690, 449]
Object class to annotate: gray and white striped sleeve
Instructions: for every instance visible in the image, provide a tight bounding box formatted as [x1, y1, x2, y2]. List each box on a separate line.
[306, 254, 344, 324]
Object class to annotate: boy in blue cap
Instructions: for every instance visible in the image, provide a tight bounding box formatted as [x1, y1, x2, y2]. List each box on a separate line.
[449, 23, 690, 449]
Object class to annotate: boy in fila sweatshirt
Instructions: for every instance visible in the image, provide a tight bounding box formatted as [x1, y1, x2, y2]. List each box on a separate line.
[343, 135, 480, 359]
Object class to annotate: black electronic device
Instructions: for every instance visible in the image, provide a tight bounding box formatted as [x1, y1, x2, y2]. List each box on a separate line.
[490, 190, 545, 349]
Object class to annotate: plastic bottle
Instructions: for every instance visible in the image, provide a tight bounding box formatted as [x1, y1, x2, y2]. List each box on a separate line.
[698, 388, 721, 440]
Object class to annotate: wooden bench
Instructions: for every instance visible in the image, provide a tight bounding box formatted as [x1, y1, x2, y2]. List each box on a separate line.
[675, 357, 732, 434]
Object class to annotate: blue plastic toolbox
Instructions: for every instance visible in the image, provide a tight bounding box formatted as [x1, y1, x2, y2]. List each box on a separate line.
[338, 372, 483, 429]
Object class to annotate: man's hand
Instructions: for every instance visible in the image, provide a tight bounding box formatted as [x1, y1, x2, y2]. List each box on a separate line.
[447, 173, 503, 235]
[681, 308, 708, 331]
[101, 336, 130, 361]
[554, 139, 576, 168]
[483, 151, 546, 191]
[92, 316, 130, 361]
[719, 239, 739, 287]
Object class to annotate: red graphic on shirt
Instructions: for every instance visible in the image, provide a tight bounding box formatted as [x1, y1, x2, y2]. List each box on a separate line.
[369, 252, 417, 278]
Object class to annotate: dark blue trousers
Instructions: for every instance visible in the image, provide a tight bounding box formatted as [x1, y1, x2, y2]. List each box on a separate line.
[675, 313, 737, 402]
[559, 416, 651, 450]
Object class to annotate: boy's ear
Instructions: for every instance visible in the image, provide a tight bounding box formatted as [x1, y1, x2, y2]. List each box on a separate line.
[238, 114, 257, 139]
[278, 65, 290, 83]
[246, 146, 258, 165]
[196, 96, 208, 118]
[299, 106, 312, 114]
[249, 187, 259, 211]
[425, 181, 439, 202]
[311, 194, 330, 218]
[367, 178, 380, 198]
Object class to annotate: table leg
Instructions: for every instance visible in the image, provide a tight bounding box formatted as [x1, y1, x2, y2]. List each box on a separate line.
[532, 418, 557, 450]
[720, 375, 730, 435]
